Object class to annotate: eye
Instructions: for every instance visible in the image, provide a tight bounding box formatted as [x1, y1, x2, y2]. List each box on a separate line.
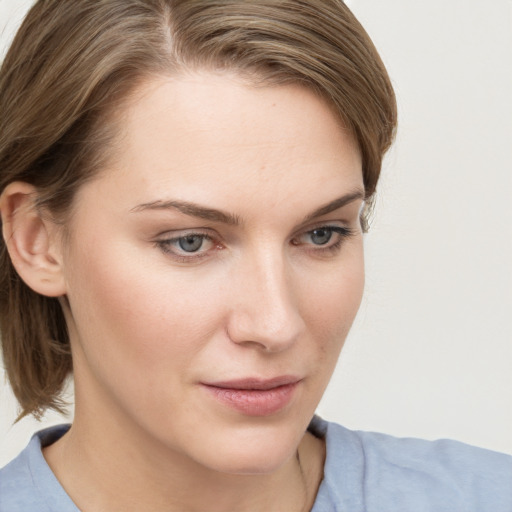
[309, 227, 334, 245]
[156, 232, 217, 261]
[177, 234, 207, 253]
[291, 225, 355, 254]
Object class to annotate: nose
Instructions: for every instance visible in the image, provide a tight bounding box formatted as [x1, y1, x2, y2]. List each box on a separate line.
[226, 248, 306, 352]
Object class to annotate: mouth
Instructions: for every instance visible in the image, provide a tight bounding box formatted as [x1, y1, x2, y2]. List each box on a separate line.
[201, 376, 301, 416]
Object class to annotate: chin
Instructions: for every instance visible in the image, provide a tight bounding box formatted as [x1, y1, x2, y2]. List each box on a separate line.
[186, 421, 304, 475]
[208, 445, 297, 476]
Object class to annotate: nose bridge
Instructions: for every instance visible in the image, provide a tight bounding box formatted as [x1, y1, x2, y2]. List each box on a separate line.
[228, 244, 304, 351]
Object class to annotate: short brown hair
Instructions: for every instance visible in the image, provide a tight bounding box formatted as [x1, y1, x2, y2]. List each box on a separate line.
[0, 0, 396, 418]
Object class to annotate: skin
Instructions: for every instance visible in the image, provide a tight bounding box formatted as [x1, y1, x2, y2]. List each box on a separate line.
[18, 73, 365, 511]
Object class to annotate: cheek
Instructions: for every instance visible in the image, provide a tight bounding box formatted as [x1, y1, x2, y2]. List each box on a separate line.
[63, 236, 227, 383]
[301, 243, 364, 333]
[64, 226, 363, 397]
[297, 242, 364, 375]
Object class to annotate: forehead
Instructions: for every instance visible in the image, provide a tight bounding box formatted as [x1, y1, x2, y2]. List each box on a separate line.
[77, 72, 363, 220]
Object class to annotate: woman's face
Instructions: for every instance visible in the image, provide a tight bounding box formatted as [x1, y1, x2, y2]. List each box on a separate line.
[59, 73, 365, 474]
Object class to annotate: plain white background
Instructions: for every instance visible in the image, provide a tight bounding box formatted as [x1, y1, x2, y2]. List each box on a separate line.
[1, 0, 511, 466]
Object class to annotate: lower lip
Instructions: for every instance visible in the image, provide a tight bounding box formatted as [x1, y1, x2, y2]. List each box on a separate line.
[202, 382, 298, 416]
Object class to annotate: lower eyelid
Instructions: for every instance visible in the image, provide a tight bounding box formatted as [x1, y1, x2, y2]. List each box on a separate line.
[155, 233, 224, 262]
[156, 226, 353, 258]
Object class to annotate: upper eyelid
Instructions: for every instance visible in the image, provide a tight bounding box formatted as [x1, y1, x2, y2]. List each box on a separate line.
[158, 233, 214, 247]
[155, 227, 215, 239]
[298, 208, 360, 227]
[291, 220, 351, 238]
[155, 225, 353, 262]
[154, 221, 352, 243]
[294, 225, 354, 241]
[155, 233, 215, 261]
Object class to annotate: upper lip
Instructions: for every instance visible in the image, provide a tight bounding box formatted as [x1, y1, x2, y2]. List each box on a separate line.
[203, 376, 301, 390]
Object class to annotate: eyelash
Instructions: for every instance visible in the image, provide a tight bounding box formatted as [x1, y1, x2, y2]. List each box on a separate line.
[155, 231, 217, 263]
[291, 226, 355, 256]
[155, 225, 355, 263]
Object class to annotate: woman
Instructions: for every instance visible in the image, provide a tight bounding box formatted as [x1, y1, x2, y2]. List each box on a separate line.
[0, 1, 511, 511]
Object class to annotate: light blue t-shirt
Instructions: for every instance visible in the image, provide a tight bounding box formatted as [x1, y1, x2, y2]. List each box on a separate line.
[1, 417, 511, 511]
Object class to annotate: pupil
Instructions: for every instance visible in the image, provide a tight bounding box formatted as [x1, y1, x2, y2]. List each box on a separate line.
[178, 235, 203, 252]
[311, 228, 332, 245]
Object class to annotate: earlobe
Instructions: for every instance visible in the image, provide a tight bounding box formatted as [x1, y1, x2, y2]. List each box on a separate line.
[0, 182, 67, 297]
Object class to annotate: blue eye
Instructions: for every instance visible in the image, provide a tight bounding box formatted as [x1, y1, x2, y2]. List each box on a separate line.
[177, 235, 205, 253]
[156, 232, 215, 260]
[292, 225, 355, 254]
[309, 228, 333, 245]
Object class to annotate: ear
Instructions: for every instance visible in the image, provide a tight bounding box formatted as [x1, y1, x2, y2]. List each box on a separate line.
[0, 182, 67, 297]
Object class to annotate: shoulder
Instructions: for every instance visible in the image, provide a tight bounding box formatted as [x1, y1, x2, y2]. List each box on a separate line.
[310, 416, 512, 512]
[0, 425, 75, 512]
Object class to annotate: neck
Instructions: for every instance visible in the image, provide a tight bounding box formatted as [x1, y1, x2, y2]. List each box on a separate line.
[43, 400, 325, 512]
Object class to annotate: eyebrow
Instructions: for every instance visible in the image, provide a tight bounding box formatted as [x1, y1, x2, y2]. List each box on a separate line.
[301, 189, 365, 223]
[130, 199, 241, 225]
[130, 189, 364, 226]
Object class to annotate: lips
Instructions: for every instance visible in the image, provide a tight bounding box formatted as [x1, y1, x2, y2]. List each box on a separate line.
[201, 376, 301, 416]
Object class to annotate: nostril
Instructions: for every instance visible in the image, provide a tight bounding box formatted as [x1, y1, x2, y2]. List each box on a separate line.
[226, 303, 304, 352]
